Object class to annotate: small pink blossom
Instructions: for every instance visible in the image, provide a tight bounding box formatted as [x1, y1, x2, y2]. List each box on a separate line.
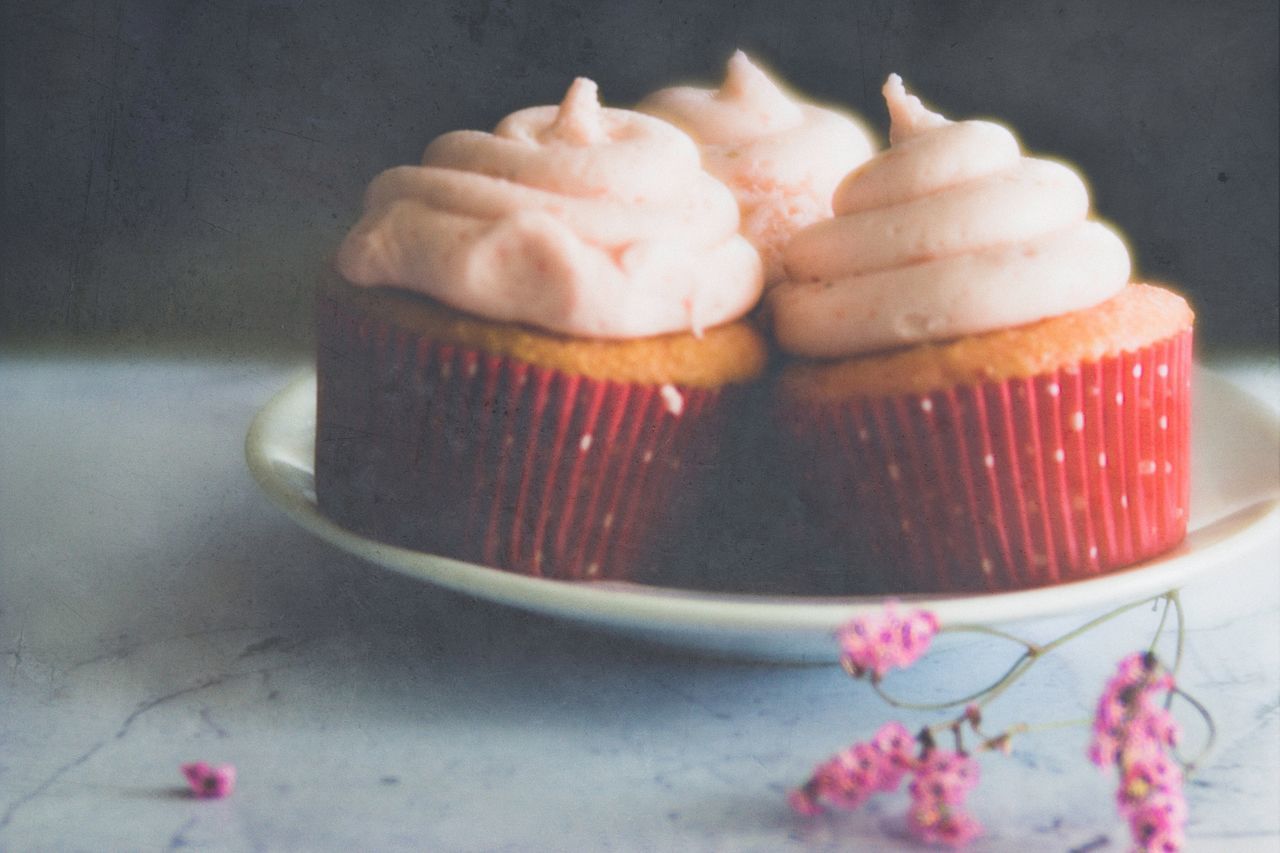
[905, 749, 983, 847]
[908, 749, 981, 806]
[181, 762, 236, 799]
[907, 799, 984, 848]
[787, 786, 823, 816]
[789, 721, 920, 815]
[1089, 653, 1179, 769]
[837, 601, 940, 681]
[1089, 653, 1187, 852]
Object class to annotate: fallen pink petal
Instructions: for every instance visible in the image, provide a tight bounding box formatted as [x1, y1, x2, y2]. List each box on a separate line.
[181, 761, 236, 799]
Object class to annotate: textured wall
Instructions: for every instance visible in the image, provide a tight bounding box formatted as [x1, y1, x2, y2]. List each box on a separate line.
[4, 0, 1277, 352]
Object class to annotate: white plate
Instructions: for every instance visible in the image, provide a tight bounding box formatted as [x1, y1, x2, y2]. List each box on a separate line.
[246, 368, 1280, 662]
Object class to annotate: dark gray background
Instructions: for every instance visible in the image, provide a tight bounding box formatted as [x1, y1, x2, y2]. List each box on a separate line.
[5, 0, 1277, 354]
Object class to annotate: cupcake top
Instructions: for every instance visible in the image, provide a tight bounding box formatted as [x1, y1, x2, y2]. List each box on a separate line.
[336, 78, 763, 339]
[770, 74, 1131, 360]
[638, 51, 876, 285]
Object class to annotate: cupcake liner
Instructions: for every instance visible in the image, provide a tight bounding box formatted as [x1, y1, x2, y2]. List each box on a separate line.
[315, 293, 729, 580]
[779, 329, 1193, 592]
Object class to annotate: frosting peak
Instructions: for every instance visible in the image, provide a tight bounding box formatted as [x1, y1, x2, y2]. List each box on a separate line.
[883, 73, 948, 144]
[638, 53, 876, 284]
[543, 77, 607, 146]
[337, 79, 763, 339]
[715, 50, 801, 125]
[770, 75, 1131, 359]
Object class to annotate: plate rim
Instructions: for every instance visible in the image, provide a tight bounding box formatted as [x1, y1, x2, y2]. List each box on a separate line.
[246, 368, 1280, 635]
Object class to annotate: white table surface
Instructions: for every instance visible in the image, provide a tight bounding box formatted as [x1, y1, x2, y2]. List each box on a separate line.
[2, 352, 1277, 852]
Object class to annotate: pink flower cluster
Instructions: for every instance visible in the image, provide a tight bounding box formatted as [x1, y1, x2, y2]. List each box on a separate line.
[837, 601, 940, 681]
[181, 761, 236, 799]
[906, 750, 983, 847]
[1089, 652, 1185, 852]
[789, 722, 983, 849]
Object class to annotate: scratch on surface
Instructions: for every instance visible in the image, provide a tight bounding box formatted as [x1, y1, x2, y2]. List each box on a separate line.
[116, 675, 232, 739]
[0, 741, 107, 828]
[238, 635, 291, 658]
[166, 816, 197, 850]
[259, 125, 322, 145]
[633, 674, 731, 721]
[197, 217, 241, 237]
[68, 624, 260, 673]
[116, 662, 298, 741]
[199, 707, 229, 739]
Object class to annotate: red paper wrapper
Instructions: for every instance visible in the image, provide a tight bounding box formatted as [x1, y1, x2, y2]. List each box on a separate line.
[315, 294, 732, 581]
[778, 330, 1193, 592]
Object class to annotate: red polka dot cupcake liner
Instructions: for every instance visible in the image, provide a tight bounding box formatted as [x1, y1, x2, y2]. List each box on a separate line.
[315, 294, 730, 581]
[779, 329, 1193, 592]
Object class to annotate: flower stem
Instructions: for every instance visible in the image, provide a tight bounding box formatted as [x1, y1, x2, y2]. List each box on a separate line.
[874, 592, 1174, 711]
[1172, 683, 1217, 772]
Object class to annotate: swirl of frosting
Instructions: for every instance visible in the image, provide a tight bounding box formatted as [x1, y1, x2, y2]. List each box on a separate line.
[638, 51, 876, 285]
[336, 78, 763, 339]
[769, 74, 1131, 359]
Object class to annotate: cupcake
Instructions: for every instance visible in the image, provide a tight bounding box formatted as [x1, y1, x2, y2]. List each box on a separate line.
[639, 51, 876, 286]
[317, 78, 767, 581]
[770, 75, 1193, 593]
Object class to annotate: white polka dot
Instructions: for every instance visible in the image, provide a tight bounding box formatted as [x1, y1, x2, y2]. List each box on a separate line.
[980, 558, 994, 575]
[1157, 364, 1169, 378]
[1054, 448, 1065, 463]
[1046, 382, 1060, 397]
[1139, 460, 1156, 475]
[1132, 364, 1143, 379]
[642, 450, 654, 463]
[983, 454, 995, 468]
[1165, 461, 1174, 474]
[1158, 415, 1168, 430]
[1071, 411, 1085, 431]
[1098, 452, 1108, 468]
[579, 434, 593, 452]
[1032, 553, 1048, 567]
[1115, 392, 1125, 405]
[467, 361, 478, 378]
[900, 518, 912, 532]
[534, 550, 544, 567]
[659, 384, 684, 417]
[1120, 494, 1129, 508]
[504, 434, 515, 447]
[858, 428, 870, 443]
[1089, 546, 1099, 559]
[586, 562, 601, 577]
[920, 398, 933, 413]
[888, 463, 901, 482]
[1175, 507, 1184, 519]
[602, 513, 614, 529]
[1089, 385, 1101, 396]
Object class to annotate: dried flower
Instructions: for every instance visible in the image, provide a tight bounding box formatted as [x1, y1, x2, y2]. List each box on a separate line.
[181, 762, 236, 799]
[789, 721, 919, 814]
[906, 798, 983, 848]
[837, 601, 940, 681]
[908, 749, 980, 807]
[1089, 653, 1187, 852]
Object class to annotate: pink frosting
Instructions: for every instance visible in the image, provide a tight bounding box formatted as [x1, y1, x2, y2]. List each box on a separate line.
[770, 75, 1131, 359]
[638, 52, 876, 285]
[336, 78, 763, 338]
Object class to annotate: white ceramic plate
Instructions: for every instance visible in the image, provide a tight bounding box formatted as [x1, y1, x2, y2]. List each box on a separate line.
[246, 369, 1280, 662]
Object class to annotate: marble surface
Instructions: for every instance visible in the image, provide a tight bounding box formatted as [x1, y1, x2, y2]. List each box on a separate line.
[2, 354, 1277, 852]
